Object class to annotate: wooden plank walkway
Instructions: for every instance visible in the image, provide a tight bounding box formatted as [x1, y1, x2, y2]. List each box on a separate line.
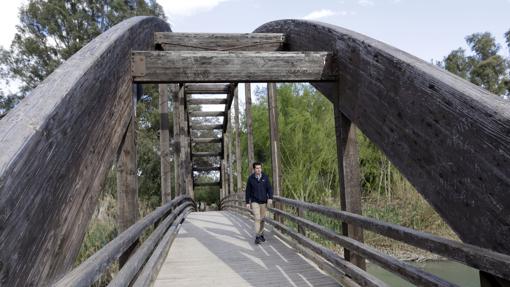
[154, 211, 341, 287]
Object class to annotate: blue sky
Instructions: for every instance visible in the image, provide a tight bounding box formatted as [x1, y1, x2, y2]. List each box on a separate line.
[0, 0, 509, 94]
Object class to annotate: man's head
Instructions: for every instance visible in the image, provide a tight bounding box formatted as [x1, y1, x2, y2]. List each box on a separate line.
[252, 162, 262, 176]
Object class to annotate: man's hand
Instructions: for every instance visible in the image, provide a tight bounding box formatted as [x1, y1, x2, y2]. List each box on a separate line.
[267, 199, 273, 206]
[246, 203, 251, 209]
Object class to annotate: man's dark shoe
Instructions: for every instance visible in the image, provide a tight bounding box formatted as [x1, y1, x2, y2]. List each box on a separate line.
[255, 236, 262, 244]
[260, 234, 266, 242]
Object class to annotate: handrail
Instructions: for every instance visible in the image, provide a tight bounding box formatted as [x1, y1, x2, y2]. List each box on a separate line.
[221, 194, 510, 286]
[53, 196, 195, 287]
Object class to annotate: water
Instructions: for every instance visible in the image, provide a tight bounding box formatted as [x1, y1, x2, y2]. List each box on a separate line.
[367, 260, 480, 287]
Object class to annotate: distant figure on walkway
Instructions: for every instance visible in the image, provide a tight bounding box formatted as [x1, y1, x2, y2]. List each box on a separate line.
[245, 162, 273, 244]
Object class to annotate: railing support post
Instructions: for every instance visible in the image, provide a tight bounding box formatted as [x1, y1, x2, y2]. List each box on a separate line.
[117, 84, 140, 267]
[334, 81, 366, 270]
[234, 86, 242, 193]
[245, 83, 255, 174]
[268, 83, 282, 222]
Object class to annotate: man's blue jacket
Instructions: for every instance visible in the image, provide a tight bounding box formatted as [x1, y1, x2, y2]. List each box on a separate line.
[245, 172, 273, 204]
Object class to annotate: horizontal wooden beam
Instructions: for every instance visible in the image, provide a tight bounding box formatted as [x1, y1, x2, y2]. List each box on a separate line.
[131, 51, 337, 83]
[191, 138, 222, 144]
[192, 152, 222, 157]
[187, 98, 227, 105]
[190, 124, 224, 130]
[193, 166, 221, 172]
[189, 111, 225, 117]
[185, 84, 230, 94]
[155, 32, 285, 51]
[194, 182, 221, 187]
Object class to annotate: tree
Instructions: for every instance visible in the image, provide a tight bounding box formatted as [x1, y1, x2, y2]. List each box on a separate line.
[442, 31, 510, 96]
[0, 0, 165, 98]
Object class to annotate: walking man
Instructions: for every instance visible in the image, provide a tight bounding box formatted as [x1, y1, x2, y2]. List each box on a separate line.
[245, 162, 273, 244]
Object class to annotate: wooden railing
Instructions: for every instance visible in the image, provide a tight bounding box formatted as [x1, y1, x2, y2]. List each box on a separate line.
[53, 196, 195, 287]
[221, 193, 510, 287]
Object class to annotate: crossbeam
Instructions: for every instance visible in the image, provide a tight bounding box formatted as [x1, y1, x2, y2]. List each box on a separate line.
[193, 166, 221, 172]
[193, 182, 221, 187]
[190, 124, 223, 130]
[191, 138, 222, 144]
[189, 111, 225, 117]
[185, 84, 230, 94]
[188, 98, 227, 105]
[131, 51, 336, 83]
[192, 152, 222, 157]
[155, 32, 285, 51]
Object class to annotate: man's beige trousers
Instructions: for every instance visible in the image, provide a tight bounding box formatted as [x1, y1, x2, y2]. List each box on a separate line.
[251, 202, 267, 236]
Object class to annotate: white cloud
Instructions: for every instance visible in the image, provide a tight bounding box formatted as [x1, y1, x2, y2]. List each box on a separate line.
[159, 0, 230, 17]
[358, 0, 375, 7]
[0, 0, 25, 49]
[303, 9, 336, 20]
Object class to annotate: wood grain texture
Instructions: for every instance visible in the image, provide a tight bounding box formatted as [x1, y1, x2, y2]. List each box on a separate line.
[159, 84, 173, 204]
[117, 98, 140, 266]
[234, 87, 243, 193]
[185, 83, 231, 94]
[269, 207, 458, 287]
[0, 16, 170, 286]
[153, 211, 340, 287]
[244, 83, 255, 173]
[188, 98, 227, 105]
[273, 196, 510, 281]
[131, 51, 337, 83]
[334, 105, 365, 269]
[154, 32, 285, 51]
[54, 196, 191, 287]
[254, 19, 510, 255]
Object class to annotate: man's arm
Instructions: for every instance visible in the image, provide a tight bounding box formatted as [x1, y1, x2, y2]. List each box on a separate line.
[245, 178, 252, 205]
[266, 176, 273, 199]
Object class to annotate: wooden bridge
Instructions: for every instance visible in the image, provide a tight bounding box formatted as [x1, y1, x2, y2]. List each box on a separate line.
[1, 16, 510, 286]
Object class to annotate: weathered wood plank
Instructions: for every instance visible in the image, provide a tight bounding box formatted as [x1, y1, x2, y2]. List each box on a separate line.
[153, 211, 340, 287]
[193, 166, 221, 172]
[192, 152, 222, 157]
[185, 83, 230, 94]
[155, 32, 285, 51]
[53, 196, 191, 287]
[0, 16, 170, 286]
[254, 19, 510, 255]
[194, 182, 221, 187]
[270, 207, 459, 287]
[159, 84, 174, 204]
[265, 217, 388, 287]
[191, 137, 222, 143]
[189, 111, 225, 117]
[244, 83, 255, 173]
[108, 206, 192, 287]
[334, 103, 365, 270]
[234, 88, 243, 193]
[117, 95, 140, 266]
[131, 209, 190, 287]
[131, 51, 337, 83]
[190, 124, 224, 130]
[187, 98, 227, 105]
[273, 196, 510, 281]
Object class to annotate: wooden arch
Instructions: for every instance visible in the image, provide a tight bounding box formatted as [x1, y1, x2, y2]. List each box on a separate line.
[0, 16, 170, 286]
[255, 20, 510, 254]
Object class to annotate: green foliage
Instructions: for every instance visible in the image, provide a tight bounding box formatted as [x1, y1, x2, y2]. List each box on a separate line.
[442, 30, 510, 96]
[0, 0, 165, 107]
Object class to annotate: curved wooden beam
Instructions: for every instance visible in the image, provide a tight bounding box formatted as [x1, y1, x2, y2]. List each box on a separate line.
[254, 20, 510, 254]
[0, 16, 170, 285]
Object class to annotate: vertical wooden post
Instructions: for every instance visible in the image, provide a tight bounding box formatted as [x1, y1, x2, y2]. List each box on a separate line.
[245, 83, 255, 174]
[172, 84, 181, 196]
[177, 84, 190, 197]
[228, 109, 234, 196]
[334, 95, 366, 270]
[222, 133, 228, 199]
[117, 85, 139, 267]
[159, 84, 172, 204]
[234, 86, 242, 193]
[268, 83, 282, 223]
